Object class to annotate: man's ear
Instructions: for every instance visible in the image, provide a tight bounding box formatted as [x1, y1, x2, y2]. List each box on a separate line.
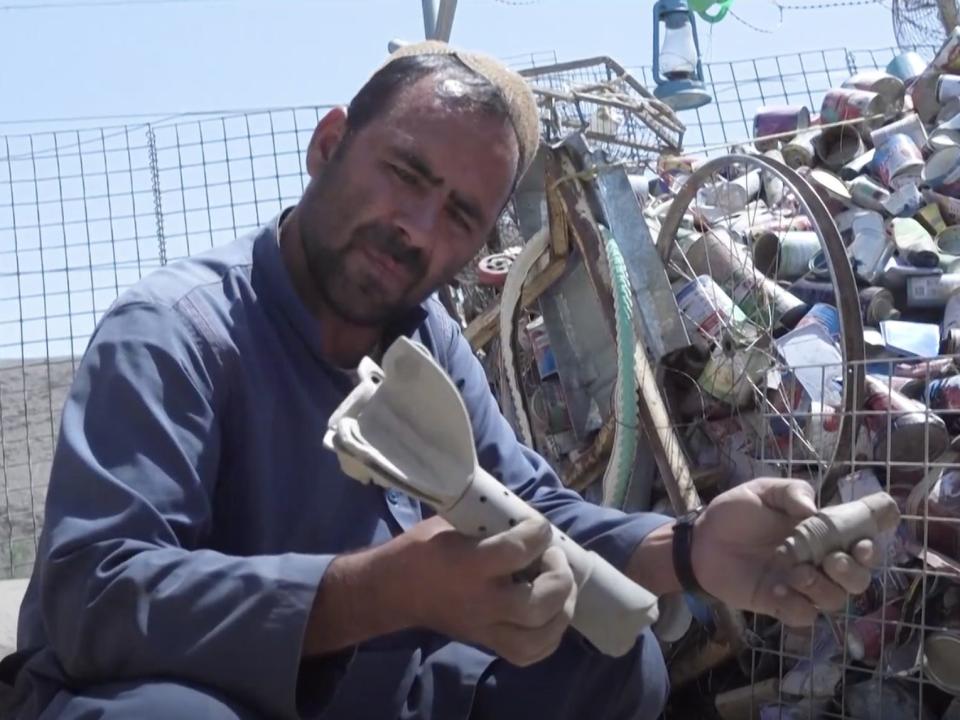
[306, 106, 348, 179]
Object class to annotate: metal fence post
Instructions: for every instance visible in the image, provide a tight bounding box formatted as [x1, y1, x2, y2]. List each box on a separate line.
[146, 124, 167, 267]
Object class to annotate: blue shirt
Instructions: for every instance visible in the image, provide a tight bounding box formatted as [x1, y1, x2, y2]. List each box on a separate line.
[10, 214, 670, 719]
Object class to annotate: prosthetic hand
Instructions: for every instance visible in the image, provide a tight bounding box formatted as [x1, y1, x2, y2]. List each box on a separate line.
[323, 336, 660, 657]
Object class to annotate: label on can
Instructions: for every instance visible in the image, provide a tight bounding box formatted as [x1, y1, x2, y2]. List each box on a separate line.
[675, 275, 751, 346]
[753, 105, 809, 150]
[795, 303, 841, 340]
[908, 274, 960, 307]
[849, 176, 891, 211]
[873, 134, 924, 187]
[821, 88, 883, 128]
[870, 113, 928, 151]
[848, 211, 893, 283]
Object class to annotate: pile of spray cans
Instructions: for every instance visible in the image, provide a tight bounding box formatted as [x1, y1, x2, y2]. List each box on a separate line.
[655, 35, 960, 718]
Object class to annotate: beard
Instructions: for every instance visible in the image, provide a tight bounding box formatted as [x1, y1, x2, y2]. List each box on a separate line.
[301, 219, 428, 327]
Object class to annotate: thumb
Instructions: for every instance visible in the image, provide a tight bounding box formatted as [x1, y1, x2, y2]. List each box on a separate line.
[474, 516, 553, 577]
[755, 478, 818, 520]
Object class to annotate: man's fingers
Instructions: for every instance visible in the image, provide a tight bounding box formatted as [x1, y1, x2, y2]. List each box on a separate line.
[852, 539, 876, 568]
[823, 551, 872, 596]
[786, 564, 847, 613]
[475, 516, 553, 576]
[497, 546, 577, 629]
[754, 478, 818, 520]
[488, 609, 571, 667]
[766, 584, 819, 628]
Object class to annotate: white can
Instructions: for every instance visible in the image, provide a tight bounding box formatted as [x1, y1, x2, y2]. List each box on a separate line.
[870, 114, 928, 154]
[943, 288, 960, 338]
[753, 230, 822, 281]
[907, 273, 960, 308]
[847, 210, 893, 284]
[938, 74, 960, 104]
[698, 170, 761, 215]
[674, 275, 752, 347]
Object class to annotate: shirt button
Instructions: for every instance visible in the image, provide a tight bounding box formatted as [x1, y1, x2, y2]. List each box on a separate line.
[386, 489, 400, 504]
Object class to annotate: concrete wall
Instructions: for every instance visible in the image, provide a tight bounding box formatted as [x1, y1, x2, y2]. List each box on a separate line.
[0, 358, 75, 579]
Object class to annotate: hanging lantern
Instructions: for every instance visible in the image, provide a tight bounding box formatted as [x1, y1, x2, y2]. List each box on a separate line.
[652, 0, 713, 112]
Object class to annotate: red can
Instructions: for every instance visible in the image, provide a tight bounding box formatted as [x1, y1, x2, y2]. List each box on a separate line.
[926, 376, 960, 432]
[847, 598, 904, 665]
[753, 105, 811, 152]
[863, 374, 950, 464]
[821, 88, 888, 133]
[906, 469, 960, 561]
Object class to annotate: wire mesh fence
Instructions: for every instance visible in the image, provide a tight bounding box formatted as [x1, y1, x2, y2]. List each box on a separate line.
[660, 354, 960, 719]
[0, 44, 930, 585]
[0, 107, 327, 578]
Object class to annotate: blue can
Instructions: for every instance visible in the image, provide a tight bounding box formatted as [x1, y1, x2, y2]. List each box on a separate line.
[886, 52, 928, 84]
[795, 303, 841, 341]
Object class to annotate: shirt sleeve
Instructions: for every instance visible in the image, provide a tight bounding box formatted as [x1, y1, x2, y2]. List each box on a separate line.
[432, 307, 673, 572]
[33, 300, 343, 719]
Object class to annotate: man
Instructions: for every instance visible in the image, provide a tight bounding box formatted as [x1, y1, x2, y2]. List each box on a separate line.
[5, 42, 873, 719]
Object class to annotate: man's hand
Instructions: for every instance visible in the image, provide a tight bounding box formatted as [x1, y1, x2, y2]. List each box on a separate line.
[692, 477, 876, 627]
[402, 516, 577, 667]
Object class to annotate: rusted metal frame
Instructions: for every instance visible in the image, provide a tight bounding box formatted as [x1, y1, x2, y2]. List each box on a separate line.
[544, 152, 570, 257]
[554, 147, 699, 511]
[519, 55, 686, 136]
[565, 415, 616, 492]
[464, 255, 566, 350]
[555, 145, 747, 665]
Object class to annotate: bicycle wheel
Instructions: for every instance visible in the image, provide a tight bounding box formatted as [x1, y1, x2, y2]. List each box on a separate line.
[655, 153, 866, 495]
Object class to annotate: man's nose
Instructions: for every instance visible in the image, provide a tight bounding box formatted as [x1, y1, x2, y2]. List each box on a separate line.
[395, 194, 443, 242]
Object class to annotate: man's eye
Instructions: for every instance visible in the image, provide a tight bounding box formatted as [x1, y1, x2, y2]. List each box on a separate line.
[391, 164, 419, 185]
[448, 207, 471, 232]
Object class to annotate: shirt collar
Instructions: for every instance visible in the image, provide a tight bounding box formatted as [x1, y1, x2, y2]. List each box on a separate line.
[252, 210, 429, 364]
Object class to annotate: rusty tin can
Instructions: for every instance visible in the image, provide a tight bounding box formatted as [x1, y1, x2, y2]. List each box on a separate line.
[674, 275, 753, 349]
[927, 376, 960, 434]
[821, 87, 889, 134]
[847, 598, 905, 665]
[752, 230, 821, 281]
[753, 105, 810, 152]
[907, 273, 960, 308]
[684, 228, 808, 328]
[871, 133, 925, 189]
[816, 125, 865, 170]
[783, 129, 819, 169]
[844, 70, 906, 114]
[863, 374, 950, 465]
[870, 112, 928, 151]
[849, 175, 891, 212]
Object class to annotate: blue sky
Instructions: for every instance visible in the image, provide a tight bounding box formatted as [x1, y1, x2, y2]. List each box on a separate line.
[1, 0, 897, 129]
[0, 1, 907, 359]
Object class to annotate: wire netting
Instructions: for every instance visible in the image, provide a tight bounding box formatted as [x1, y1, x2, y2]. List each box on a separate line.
[0, 45, 934, 583]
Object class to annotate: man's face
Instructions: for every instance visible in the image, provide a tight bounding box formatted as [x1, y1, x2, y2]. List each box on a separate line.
[297, 74, 519, 327]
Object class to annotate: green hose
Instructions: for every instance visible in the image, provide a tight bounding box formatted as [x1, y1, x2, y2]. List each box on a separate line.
[688, 0, 732, 23]
[600, 228, 640, 510]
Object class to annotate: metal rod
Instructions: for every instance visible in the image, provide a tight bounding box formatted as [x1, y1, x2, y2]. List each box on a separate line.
[421, 0, 437, 39]
[433, 0, 458, 41]
[939, 0, 959, 37]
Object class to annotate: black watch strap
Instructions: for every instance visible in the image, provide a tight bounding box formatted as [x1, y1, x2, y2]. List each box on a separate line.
[672, 508, 706, 596]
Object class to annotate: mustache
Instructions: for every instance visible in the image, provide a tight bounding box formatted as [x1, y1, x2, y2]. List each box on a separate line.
[350, 223, 426, 278]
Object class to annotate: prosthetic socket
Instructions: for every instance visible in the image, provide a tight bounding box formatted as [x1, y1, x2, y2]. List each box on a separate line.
[324, 336, 661, 657]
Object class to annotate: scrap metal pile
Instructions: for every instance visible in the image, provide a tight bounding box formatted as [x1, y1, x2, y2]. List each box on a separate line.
[457, 37, 960, 718]
[649, 33, 960, 719]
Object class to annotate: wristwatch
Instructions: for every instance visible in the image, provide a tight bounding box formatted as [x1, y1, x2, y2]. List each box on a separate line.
[672, 507, 708, 597]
